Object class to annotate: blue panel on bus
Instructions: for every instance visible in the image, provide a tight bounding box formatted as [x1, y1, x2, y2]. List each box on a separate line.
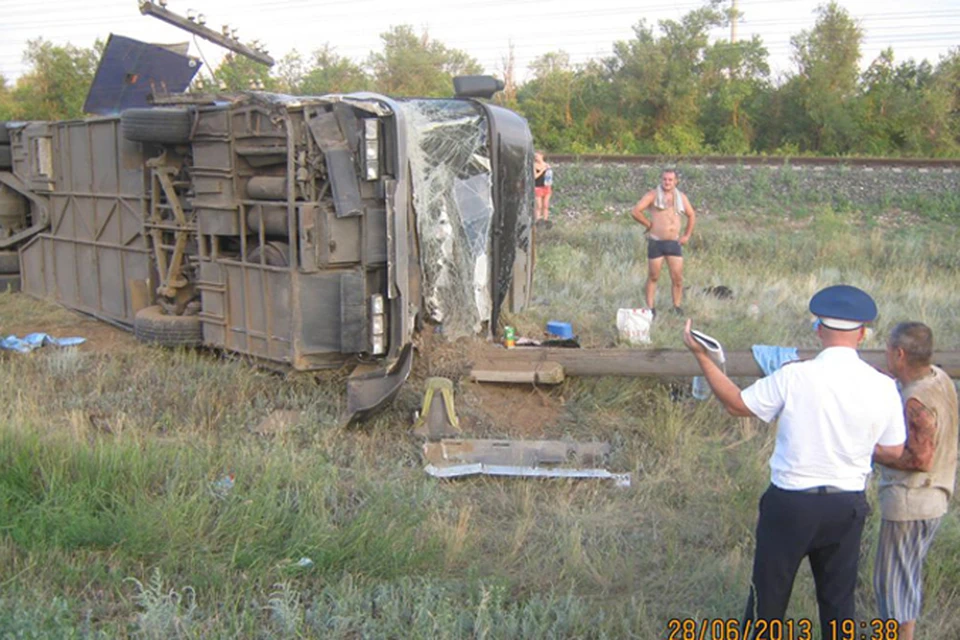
[83, 34, 201, 115]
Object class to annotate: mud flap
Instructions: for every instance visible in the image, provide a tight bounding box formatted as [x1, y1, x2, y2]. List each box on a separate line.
[343, 343, 414, 426]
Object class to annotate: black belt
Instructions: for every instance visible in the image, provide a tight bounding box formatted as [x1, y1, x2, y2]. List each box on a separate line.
[795, 486, 852, 495]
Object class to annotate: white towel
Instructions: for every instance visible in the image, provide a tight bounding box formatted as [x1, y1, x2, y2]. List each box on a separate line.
[654, 185, 685, 214]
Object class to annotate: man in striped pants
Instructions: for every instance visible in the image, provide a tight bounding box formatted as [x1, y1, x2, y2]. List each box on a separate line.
[874, 322, 959, 640]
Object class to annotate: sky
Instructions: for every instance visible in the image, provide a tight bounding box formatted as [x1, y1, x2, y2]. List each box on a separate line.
[1, 0, 958, 86]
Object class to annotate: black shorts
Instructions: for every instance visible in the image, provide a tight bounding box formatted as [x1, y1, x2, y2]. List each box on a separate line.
[647, 238, 683, 259]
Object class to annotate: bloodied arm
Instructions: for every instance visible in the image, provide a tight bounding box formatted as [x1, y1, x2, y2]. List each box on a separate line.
[874, 397, 936, 471]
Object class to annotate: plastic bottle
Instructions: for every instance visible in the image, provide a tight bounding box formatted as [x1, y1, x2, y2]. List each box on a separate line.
[691, 376, 712, 400]
[504, 326, 516, 348]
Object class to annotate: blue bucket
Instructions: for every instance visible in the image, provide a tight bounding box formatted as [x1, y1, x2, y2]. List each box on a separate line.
[546, 321, 574, 339]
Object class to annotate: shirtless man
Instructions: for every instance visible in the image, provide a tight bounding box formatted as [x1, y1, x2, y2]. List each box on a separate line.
[631, 170, 696, 315]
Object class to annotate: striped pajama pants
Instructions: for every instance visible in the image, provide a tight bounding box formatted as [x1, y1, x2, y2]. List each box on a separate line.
[874, 518, 942, 622]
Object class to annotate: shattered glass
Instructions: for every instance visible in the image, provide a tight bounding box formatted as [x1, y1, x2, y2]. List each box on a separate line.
[400, 100, 494, 337]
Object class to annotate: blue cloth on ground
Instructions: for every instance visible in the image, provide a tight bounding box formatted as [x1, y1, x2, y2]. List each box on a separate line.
[751, 345, 799, 376]
[1, 333, 86, 354]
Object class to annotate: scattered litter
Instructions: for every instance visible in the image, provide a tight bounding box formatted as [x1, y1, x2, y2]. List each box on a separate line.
[751, 345, 800, 375]
[513, 336, 580, 349]
[425, 463, 631, 487]
[412, 377, 462, 439]
[616, 308, 653, 345]
[277, 556, 315, 572]
[425, 438, 609, 466]
[423, 438, 629, 487]
[689, 329, 726, 400]
[703, 285, 735, 299]
[542, 337, 580, 348]
[546, 320, 574, 339]
[691, 376, 711, 400]
[1, 332, 86, 353]
[210, 474, 235, 500]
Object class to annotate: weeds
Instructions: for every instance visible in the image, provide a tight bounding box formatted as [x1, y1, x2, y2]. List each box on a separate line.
[266, 582, 303, 637]
[128, 569, 198, 639]
[2, 169, 960, 637]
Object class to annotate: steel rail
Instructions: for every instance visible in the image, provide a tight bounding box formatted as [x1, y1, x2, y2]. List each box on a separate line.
[548, 154, 960, 169]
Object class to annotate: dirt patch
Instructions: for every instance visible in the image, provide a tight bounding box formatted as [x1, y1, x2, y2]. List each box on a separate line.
[458, 381, 564, 438]
[409, 326, 566, 438]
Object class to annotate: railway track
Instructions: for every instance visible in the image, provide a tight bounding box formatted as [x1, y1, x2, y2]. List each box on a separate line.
[549, 154, 960, 170]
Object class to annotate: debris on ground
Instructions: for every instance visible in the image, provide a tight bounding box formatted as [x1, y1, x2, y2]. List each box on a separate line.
[546, 320, 574, 339]
[703, 285, 735, 299]
[422, 438, 630, 487]
[412, 377, 462, 439]
[210, 474, 235, 500]
[1, 332, 85, 353]
[469, 360, 565, 385]
[616, 308, 653, 345]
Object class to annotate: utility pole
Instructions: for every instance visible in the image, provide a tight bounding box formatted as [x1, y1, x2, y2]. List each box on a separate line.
[731, 0, 738, 43]
[730, 0, 740, 127]
[138, 0, 275, 67]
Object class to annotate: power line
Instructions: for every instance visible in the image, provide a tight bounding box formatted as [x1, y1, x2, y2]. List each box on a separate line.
[1, 32, 955, 68]
[2, 1, 956, 78]
[8, 0, 958, 29]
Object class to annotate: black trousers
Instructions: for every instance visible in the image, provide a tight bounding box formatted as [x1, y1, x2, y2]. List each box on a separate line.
[743, 485, 870, 640]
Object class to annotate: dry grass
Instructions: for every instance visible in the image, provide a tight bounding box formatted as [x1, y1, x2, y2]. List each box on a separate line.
[2, 188, 960, 637]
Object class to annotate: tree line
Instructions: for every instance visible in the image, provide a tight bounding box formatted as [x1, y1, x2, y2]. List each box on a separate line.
[1, 2, 958, 157]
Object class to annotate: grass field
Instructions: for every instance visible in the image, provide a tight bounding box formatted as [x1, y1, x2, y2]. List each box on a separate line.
[2, 166, 960, 638]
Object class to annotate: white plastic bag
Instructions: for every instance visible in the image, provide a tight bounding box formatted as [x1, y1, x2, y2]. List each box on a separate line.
[616, 308, 654, 345]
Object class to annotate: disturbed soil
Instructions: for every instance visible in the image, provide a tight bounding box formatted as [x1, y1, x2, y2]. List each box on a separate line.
[411, 325, 566, 438]
[2, 293, 566, 438]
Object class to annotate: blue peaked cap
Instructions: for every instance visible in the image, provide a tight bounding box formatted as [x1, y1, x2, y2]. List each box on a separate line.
[809, 285, 877, 329]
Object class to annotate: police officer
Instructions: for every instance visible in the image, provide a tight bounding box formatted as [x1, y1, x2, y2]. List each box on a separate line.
[682, 285, 906, 638]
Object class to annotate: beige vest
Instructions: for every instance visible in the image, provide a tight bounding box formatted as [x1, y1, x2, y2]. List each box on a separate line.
[878, 366, 959, 520]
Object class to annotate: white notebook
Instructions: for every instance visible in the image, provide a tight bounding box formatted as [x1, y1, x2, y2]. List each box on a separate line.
[690, 329, 726, 366]
[690, 329, 726, 401]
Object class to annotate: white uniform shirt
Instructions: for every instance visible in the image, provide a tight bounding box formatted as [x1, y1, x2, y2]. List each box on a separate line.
[741, 347, 906, 492]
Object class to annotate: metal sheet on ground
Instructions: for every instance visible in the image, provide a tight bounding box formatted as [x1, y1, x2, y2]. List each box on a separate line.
[423, 438, 610, 467]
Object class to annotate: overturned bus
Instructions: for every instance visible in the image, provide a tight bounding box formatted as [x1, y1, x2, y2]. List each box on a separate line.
[0, 86, 535, 422]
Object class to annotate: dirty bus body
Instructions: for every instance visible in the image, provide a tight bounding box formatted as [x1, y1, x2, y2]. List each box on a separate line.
[0, 92, 535, 421]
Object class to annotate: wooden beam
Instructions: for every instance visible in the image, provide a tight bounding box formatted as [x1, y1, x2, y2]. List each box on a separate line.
[470, 360, 565, 384]
[476, 348, 960, 379]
